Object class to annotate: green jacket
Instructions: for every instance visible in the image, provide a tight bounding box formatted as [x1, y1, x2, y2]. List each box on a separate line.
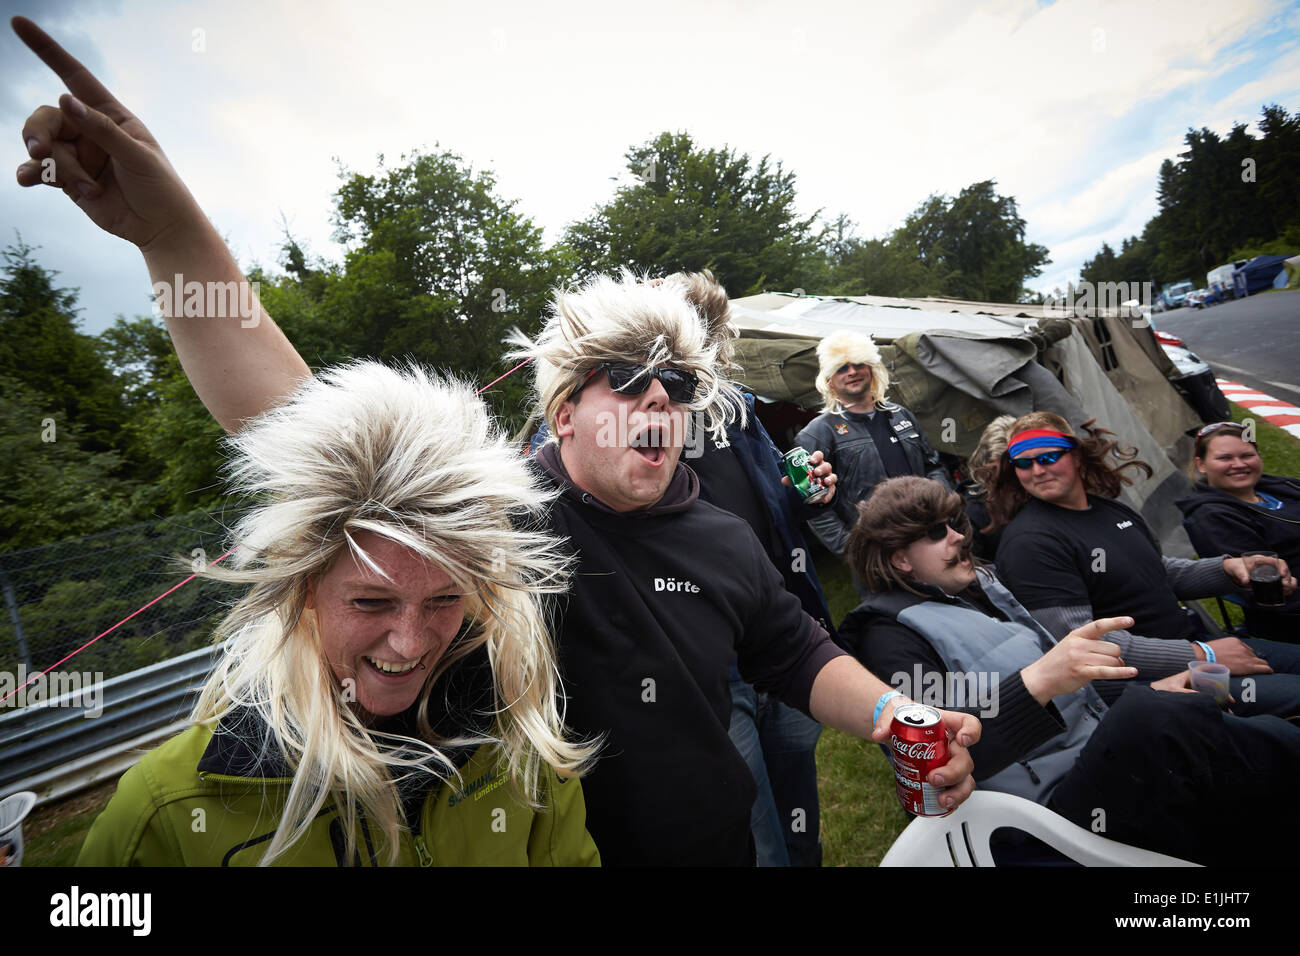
[76, 718, 600, 867]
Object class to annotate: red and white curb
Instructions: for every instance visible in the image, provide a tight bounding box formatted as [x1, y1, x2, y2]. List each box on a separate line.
[1216, 379, 1300, 439]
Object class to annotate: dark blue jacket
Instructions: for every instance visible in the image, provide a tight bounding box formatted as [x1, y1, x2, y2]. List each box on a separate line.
[723, 390, 835, 638]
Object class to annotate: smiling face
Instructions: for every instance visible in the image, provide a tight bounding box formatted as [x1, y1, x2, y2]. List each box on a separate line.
[831, 361, 873, 407]
[1197, 434, 1263, 499]
[890, 521, 976, 596]
[306, 531, 466, 718]
[1013, 445, 1088, 510]
[555, 366, 687, 512]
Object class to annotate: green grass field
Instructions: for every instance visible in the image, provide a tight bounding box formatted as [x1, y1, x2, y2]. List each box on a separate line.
[18, 399, 1300, 867]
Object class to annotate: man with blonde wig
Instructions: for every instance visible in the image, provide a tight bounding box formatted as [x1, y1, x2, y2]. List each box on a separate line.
[77, 362, 598, 866]
[797, 329, 951, 558]
[510, 273, 979, 865]
[16, 20, 980, 867]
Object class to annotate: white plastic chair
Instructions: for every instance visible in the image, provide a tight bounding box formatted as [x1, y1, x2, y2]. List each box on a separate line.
[0, 791, 37, 867]
[880, 790, 1199, 867]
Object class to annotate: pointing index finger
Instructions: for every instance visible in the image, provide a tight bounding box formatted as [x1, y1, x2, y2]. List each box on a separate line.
[12, 16, 124, 113]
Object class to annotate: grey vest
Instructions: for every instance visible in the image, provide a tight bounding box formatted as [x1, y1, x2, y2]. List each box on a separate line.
[871, 569, 1107, 803]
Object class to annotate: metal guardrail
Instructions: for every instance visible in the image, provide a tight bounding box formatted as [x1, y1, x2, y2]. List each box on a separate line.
[0, 642, 225, 808]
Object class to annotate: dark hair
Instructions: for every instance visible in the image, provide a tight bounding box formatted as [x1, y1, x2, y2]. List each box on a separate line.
[1194, 422, 1257, 461]
[984, 411, 1153, 532]
[845, 476, 973, 596]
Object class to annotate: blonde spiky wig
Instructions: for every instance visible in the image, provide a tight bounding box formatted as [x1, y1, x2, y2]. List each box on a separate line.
[815, 329, 890, 413]
[507, 270, 739, 444]
[193, 360, 594, 866]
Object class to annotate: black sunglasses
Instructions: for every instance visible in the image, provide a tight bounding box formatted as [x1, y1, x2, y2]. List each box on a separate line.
[572, 362, 699, 404]
[923, 517, 967, 542]
[835, 362, 869, 376]
[1011, 450, 1067, 470]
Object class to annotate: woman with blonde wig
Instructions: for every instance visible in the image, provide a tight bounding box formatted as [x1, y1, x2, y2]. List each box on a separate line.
[77, 362, 599, 866]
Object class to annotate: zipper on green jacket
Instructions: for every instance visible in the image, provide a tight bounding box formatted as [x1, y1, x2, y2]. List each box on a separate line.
[414, 838, 433, 866]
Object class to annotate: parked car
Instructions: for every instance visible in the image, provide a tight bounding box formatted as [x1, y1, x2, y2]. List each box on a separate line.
[1150, 328, 1230, 422]
[1159, 280, 1196, 310]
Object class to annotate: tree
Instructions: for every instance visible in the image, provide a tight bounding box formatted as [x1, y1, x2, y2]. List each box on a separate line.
[1085, 105, 1300, 290]
[0, 240, 129, 455]
[329, 149, 563, 426]
[0, 375, 135, 549]
[829, 181, 1048, 302]
[563, 132, 827, 296]
[894, 181, 1050, 302]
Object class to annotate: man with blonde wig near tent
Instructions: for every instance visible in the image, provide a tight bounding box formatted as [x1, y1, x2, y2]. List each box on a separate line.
[508, 273, 978, 864]
[77, 362, 599, 866]
[797, 329, 952, 559]
[15, 19, 979, 867]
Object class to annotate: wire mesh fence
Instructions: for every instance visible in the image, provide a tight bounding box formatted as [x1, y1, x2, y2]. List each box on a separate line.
[0, 509, 240, 708]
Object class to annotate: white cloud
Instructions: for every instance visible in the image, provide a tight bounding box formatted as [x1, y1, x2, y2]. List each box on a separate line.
[1, 0, 1293, 328]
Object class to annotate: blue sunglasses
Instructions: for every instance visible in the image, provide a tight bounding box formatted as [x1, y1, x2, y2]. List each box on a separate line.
[1011, 450, 1067, 470]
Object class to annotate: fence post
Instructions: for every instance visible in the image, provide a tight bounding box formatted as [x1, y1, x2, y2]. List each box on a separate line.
[0, 567, 31, 674]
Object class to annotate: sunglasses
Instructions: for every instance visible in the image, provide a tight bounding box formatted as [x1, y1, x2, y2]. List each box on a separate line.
[1011, 450, 1068, 470]
[572, 362, 699, 404]
[835, 362, 869, 376]
[1197, 421, 1244, 438]
[923, 517, 967, 542]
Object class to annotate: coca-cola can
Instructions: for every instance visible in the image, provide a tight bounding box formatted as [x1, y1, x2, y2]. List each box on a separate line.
[889, 702, 949, 816]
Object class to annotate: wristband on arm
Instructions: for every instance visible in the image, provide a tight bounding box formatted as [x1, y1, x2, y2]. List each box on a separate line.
[1195, 641, 1216, 664]
[873, 690, 903, 725]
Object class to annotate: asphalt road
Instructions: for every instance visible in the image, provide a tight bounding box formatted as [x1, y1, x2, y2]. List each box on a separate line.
[1153, 290, 1300, 405]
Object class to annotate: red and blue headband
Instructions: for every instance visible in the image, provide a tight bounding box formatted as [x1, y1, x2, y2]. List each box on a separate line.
[1008, 429, 1076, 459]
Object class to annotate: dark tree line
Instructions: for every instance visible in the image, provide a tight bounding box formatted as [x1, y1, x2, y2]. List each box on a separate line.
[4, 133, 1052, 550]
[1082, 104, 1300, 288]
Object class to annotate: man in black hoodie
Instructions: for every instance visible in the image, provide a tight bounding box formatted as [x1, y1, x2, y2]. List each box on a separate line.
[507, 273, 981, 864]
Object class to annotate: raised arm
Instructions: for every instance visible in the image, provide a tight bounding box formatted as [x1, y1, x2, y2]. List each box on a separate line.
[13, 17, 309, 432]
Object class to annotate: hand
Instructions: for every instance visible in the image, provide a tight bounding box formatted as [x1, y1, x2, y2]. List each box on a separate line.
[13, 16, 206, 249]
[1151, 670, 1235, 704]
[1222, 555, 1296, 596]
[1020, 616, 1137, 704]
[781, 449, 838, 504]
[871, 698, 981, 813]
[1150, 671, 1195, 694]
[1204, 637, 1273, 676]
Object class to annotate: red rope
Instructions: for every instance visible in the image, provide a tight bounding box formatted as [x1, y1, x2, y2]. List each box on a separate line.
[4, 356, 535, 703]
[0, 547, 237, 705]
[476, 357, 531, 395]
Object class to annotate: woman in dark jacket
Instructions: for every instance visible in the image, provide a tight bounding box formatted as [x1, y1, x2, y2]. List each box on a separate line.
[1177, 421, 1300, 642]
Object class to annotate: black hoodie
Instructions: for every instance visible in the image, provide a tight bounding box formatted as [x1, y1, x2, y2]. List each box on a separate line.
[531, 442, 844, 865]
[1176, 474, 1300, 631]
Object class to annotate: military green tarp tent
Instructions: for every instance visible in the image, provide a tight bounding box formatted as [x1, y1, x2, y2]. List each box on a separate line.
[728, 292, 1207, 556]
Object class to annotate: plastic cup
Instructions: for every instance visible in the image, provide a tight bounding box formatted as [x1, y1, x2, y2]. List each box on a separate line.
[1188, 660, 1231, 708]
[1242, 551, 1285, 607]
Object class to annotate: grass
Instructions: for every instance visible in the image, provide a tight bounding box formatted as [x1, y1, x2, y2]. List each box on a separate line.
[813, 548, 911, 866]
[18, 780, 116, 867]
[19, 404, 1300, 867]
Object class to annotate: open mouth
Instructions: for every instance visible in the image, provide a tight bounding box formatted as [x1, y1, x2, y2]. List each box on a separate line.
[365, 656, 422, 677]
[630, 426, 667, 465]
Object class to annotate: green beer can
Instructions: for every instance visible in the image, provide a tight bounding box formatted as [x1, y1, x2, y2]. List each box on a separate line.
[781, 446, 829, 503]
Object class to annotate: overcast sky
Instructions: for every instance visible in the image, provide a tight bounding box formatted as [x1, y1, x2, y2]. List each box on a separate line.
[2, 0, 1297, 336]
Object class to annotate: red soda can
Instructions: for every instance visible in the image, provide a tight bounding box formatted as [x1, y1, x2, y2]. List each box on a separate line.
[889, 702, 949, 816]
